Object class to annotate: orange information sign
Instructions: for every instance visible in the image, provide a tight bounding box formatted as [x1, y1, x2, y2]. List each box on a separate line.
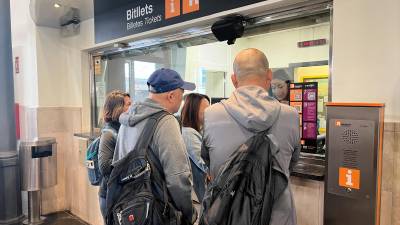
[339, 167, 360, 190]
[183, 0, 200, 14]
[165, 0, 181, 19]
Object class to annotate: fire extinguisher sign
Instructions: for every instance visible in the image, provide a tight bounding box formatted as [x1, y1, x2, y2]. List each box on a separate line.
[15, 57, 20, 74]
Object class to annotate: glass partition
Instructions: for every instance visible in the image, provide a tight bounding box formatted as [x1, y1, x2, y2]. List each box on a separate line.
[92, 14, 331, 143]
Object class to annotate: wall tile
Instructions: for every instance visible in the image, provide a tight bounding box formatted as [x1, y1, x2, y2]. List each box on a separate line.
[393, 192, 400, 225]
[67, 138, 102, 225]
[382, 132, 395, 192]
[385, 122, 395, 132]
[395, 123, 400, 133]
[392, 131, 400, 225]
[34, 107, 83, 217]
[380, 190, 393, 225]
[19, 105, 38, 140]
[40, 132, 67, 214]
[291, 177, 324, 225]
[64, 108, 82, 134]
[37, 107, 81, 134]
[37, 108, 66, 134]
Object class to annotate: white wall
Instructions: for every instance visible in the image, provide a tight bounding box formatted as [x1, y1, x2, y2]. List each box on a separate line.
[235, 23, 330, 68]
[185, 23, 330, 97]
[10, 0, 94, 126]
[185, 41, 231, 84]
[10, 0, 39, 107]
[36, 19, 94, 107]
[332, 0, 400, 122]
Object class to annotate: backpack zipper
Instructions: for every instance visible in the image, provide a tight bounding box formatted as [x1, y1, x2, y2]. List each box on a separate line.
[133, 163, 151, 179]
[145, 202, 150, 218]
[120, 163, 151, 183]
[117, 211, 122, 225]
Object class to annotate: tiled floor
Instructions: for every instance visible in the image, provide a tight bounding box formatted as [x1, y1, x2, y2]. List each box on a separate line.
[42, 211, 89, 225]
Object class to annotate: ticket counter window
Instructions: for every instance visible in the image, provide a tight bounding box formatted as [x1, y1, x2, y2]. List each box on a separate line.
[92, 13, 331, 150]
[92, 46, 187, 127]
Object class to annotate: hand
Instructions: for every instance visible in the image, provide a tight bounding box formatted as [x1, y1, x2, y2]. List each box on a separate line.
[205, 174, 211, 184]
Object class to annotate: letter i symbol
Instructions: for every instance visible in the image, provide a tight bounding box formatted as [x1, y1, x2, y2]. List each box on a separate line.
[183, 0, 199, 14]
[165, 0, 180, 19]
[346, 170, 353, 186]
[170, 0, 175, 13]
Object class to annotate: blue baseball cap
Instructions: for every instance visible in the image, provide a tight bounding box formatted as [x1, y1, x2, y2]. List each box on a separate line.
[147, 68, 196, 93]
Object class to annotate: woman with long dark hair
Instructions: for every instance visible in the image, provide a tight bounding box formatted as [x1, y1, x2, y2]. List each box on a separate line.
[98, 90, 131, 222]
[181, 93, 210, 202]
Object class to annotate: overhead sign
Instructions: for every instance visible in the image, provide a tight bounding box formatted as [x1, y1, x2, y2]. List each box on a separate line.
[94, 0, 266, 43]
[298, 39, 327, 48]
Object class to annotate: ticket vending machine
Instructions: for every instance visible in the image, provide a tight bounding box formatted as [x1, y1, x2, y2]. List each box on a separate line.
[324, 103, 385, 225]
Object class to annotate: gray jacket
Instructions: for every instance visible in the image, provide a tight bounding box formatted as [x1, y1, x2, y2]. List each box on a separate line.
[113, 98, 196, 223]
[98, 122, 119, 198]
[202, 85, 301, 225]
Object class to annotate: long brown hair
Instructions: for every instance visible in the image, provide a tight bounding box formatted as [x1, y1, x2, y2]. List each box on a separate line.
[181, 93, 210, 132]
[103, 90, 126, 123]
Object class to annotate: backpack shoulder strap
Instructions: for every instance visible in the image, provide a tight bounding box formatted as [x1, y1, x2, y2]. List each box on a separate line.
[102, 128, 117, 139]
[111, 111, 169, 169]
[132, 111, 169, 157]
[138, 111, 169, 151]
[132, 111, 173, 208]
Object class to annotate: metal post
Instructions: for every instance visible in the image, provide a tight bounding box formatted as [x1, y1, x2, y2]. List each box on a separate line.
[0, 0, 16, 150]
[27, 191, 42, 224]
[0, 0, 23, 224]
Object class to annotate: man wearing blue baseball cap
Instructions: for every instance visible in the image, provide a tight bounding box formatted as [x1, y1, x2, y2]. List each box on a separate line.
[113, 68, 197, 224]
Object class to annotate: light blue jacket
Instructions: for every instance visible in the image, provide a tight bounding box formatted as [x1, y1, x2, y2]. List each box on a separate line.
[182, 127, 208, 201]
[182, 127, 208, 173]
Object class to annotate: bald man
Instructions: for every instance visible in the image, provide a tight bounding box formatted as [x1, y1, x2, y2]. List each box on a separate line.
[202, 48, 300, 225]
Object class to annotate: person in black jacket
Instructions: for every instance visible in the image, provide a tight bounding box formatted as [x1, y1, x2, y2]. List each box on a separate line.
[98, 90, 131, 222]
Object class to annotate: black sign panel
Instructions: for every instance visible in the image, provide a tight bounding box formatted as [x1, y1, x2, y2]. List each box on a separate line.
[289, 82, 319, 153]
[94, 0, 267, 43]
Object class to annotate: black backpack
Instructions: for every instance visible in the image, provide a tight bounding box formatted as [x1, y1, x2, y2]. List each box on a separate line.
[200, 131, 288, 225]
[105, 111, 186, 225]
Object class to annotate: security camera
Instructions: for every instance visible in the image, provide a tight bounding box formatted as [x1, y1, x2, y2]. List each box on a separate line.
[60, 7, 80, 27]
[211, 15, 245, 45]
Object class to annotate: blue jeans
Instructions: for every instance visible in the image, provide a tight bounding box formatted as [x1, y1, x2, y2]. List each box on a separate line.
[99, 196, 107, 224]
[190, 159, 206, 202]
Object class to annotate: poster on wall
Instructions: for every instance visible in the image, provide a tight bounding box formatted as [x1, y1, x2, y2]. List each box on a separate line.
[94, 0, 267, 43]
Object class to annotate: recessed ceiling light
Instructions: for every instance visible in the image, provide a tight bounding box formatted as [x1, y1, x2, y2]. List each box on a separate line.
[54, 3, 61, 8]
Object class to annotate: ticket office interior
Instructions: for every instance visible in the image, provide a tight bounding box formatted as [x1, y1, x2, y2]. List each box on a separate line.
[91, 11, 331, 156]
